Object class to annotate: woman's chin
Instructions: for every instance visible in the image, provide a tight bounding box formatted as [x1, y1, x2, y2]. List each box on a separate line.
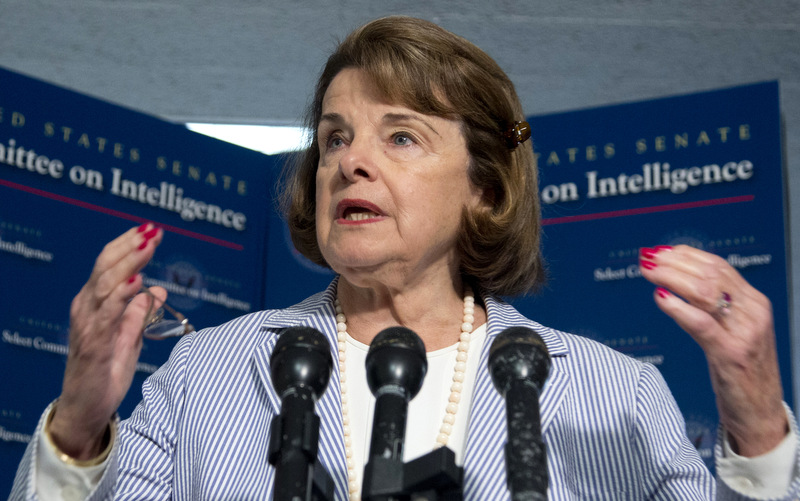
[329, 256, 384, 275]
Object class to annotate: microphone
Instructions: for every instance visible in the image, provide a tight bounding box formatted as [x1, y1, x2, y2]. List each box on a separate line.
[488, 326, 551, 501]
[268, 326, 334, 501]
[362, 326, 427, 500]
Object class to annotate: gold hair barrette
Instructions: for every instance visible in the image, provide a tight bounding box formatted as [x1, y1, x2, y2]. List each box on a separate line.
[504, 120, 531, 149]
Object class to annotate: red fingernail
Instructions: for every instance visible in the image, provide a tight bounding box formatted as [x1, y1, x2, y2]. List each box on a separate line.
[142, 227, 159, 240]
[641, 260, 657, 270]
[656, 287, 670, 298]
[137, 223, 149, 233]
[137, 239, 149, 250]
[640, 247, 656, 260]
[128, 275, 137, 284]
[655, 245, 672, 252]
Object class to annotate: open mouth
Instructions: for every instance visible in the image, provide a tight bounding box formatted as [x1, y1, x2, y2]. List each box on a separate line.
[343, 208, 379, 221]
[336, 199, 384, 222]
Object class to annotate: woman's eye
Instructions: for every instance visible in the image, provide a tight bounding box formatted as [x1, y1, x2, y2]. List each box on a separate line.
[392, 133, 413, 146]
[325, 135, 344, 150]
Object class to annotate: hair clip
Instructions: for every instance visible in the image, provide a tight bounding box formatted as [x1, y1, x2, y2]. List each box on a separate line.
[504, 120, 531, 149]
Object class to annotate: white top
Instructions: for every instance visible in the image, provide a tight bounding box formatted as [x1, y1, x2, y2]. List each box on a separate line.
[344, 323, 487, 475]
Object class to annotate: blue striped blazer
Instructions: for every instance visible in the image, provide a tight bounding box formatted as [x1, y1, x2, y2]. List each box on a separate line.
[10, 281, 800, 500]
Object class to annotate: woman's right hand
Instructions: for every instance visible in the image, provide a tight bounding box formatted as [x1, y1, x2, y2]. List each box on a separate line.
[47, 223, 165, 460]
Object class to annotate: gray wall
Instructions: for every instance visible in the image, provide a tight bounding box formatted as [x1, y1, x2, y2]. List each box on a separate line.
[2, 0, 799, 400]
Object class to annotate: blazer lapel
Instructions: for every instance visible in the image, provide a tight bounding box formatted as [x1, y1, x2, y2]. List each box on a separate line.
[252, 335, 282, 418]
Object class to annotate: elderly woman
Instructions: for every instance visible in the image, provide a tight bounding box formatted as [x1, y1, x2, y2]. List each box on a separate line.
[10, 16, 798, 501]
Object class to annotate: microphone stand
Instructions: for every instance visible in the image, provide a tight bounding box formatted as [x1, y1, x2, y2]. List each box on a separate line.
[361, 327, 464, 501]
[363, 445, 463, 501]
[268, 388, 334, 501]
[502, 380, 546, 501]
[489, 326, 551, 501]
[267, 326, 335, 501]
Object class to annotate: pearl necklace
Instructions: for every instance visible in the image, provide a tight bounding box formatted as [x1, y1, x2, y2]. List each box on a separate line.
[334, 288, 475, 501]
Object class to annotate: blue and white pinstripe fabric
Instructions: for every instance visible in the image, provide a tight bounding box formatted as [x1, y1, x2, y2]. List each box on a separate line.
[10, 279, 800, 500]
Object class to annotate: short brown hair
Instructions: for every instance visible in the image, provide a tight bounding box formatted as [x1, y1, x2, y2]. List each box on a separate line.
[280, 16, 545, 296]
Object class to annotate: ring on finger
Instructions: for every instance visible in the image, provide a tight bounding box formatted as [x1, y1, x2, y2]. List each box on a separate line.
[716, 291, 732, 315]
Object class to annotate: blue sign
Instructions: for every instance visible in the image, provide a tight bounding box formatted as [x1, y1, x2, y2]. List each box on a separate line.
[0, 66, 276, 495]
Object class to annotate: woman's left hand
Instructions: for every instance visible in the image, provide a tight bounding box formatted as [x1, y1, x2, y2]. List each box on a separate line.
[639, 244, 788, 457]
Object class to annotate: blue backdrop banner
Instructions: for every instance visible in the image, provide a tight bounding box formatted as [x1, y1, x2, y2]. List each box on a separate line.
[0, 66, 277, 495]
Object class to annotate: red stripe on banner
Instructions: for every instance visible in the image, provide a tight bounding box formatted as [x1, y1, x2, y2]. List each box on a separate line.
[0, 178, 245, 251]
[542, 195, 755, 226]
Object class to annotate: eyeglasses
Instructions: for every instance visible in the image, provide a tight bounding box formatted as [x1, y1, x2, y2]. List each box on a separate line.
[140, 287, 194, 339]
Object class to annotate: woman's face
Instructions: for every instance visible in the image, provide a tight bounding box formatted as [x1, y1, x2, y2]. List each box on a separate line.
[315, 68, 484, 285]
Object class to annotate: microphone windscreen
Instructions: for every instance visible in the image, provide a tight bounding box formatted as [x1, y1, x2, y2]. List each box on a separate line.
[488, 326, 550, 397]
[271, 326, 333, 399]
[365, 326, 427, 400]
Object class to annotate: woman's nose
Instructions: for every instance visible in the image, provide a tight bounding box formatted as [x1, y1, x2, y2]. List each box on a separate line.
[338, 137, 378, 182]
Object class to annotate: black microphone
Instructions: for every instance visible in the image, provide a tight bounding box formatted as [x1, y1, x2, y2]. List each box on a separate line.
[362, 326, 428, 500]
[268, 326, 334, 501]
[488, 326, 551, 501]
